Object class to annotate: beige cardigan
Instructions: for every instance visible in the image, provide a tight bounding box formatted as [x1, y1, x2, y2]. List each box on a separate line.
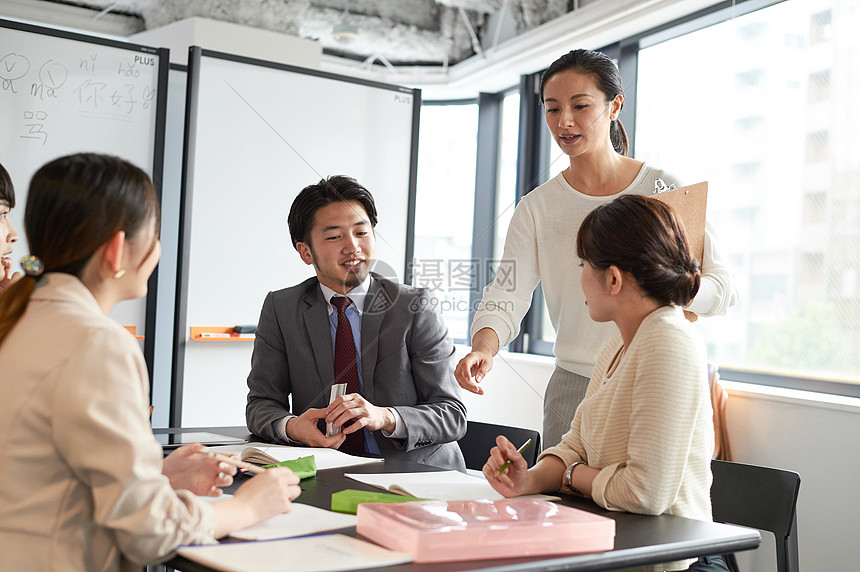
[541, 305, 714, 572]
[0, 274, 216, 571]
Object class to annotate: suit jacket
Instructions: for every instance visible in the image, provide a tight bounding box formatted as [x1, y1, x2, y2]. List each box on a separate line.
[246, 272, 467, 471]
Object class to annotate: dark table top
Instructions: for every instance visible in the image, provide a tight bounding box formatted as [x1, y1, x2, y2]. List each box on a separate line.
[160, 428, 760, 571]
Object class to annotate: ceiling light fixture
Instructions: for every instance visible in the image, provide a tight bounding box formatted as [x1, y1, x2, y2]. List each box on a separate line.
[332, 0, 359, 43]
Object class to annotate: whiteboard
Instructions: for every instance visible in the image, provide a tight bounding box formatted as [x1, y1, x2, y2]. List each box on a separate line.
[175, 48, 419, 426]
[0, 19, 167, 367]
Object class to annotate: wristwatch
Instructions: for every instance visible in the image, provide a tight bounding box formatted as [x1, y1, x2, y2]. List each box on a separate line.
[564, 461, 586, 496]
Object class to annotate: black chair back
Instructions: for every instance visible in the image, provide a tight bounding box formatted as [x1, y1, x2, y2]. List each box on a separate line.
[711, 459, 801, 572]
[457, 420, 541, 471]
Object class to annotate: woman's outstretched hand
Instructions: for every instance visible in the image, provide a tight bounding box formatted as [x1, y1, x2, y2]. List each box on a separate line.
[454, 328, 500, 395]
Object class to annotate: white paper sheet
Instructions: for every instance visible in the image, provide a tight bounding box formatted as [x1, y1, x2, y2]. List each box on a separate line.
[230, 502, 357, 541]
[177, 533, 412, 572]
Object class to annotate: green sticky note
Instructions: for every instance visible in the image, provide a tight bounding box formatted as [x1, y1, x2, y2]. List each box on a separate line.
[331, 489, 425, 514]
[262, 455, 317, 479]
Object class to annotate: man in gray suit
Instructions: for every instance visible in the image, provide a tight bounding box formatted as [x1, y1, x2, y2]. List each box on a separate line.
[246, 175, 467, 471]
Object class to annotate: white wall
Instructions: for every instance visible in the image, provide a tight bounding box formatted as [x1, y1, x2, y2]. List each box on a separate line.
[460, 347, 860, 572]
[722, 382, 860, 572]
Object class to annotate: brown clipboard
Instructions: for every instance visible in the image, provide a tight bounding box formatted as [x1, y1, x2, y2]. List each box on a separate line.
[649, 181, 708, 264]
[649, 181, 708, 322]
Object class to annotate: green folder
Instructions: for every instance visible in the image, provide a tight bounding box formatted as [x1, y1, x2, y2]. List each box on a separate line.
[331, 489, 425, 514]
[262, 455, 317, 479]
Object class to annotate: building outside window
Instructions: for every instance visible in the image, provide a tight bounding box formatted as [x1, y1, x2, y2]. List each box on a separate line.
[412, 102, 478, 341]
[636, 0, 859, 385]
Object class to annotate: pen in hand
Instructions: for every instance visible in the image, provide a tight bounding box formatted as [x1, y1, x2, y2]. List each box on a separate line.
[202, 449, 267, 474]
[498, 438, 533, 474]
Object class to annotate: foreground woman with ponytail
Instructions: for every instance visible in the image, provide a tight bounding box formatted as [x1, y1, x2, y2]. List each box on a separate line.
[484, 195, 727, 572]
[0, 154, 301, 571]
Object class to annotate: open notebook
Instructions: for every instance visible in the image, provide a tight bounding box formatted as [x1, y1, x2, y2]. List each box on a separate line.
[344, 470, 559, 502]
[205, 442, 383, 471]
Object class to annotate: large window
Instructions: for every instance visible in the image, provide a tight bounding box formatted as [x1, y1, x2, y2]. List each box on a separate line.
[414, 0, 858, 394]
[635, 0, 860, 385]
[413, 102, 478, 340]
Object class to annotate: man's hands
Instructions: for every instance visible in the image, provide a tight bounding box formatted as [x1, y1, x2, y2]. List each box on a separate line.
[326, 393, 395, 434]
[286, 394, 395, 448]
[285, 408, 346, 448]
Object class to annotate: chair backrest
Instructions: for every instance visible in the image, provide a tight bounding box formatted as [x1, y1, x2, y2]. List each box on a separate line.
[457, 420, 541, 471]
[711, 459, 801, 572]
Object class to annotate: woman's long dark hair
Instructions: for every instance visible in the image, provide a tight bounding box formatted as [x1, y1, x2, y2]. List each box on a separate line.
[0, 153, 159, 345]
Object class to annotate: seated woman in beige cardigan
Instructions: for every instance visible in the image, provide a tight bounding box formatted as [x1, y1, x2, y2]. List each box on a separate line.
[484, 194, 727, 572]
[0, 153, 301, 571]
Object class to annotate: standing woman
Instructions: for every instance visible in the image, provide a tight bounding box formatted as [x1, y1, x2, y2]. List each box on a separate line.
[485, 194, 727, 572]
[0, 154, 301, 571]
[455, 49, 738, 447]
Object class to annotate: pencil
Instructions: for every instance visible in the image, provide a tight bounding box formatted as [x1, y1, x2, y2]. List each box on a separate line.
[498, 438, 533, 474]
[202, 449, 267, 474]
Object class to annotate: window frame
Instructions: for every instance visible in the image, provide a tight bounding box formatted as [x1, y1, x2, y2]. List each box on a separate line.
[468, 92, 504, 339]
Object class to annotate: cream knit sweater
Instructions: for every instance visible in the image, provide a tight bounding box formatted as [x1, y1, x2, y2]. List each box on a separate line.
[540, 305, 714, 572]
[471, 166, 738, 378]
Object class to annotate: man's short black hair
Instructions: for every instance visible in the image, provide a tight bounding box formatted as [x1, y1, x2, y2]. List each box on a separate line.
[287, 175, 378, 249]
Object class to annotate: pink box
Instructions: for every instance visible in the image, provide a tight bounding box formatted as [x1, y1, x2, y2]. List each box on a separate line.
[356, 499, 615, 563]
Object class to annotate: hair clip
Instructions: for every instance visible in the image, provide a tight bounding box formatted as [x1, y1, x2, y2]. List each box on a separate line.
[20, 255, 45, 277]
